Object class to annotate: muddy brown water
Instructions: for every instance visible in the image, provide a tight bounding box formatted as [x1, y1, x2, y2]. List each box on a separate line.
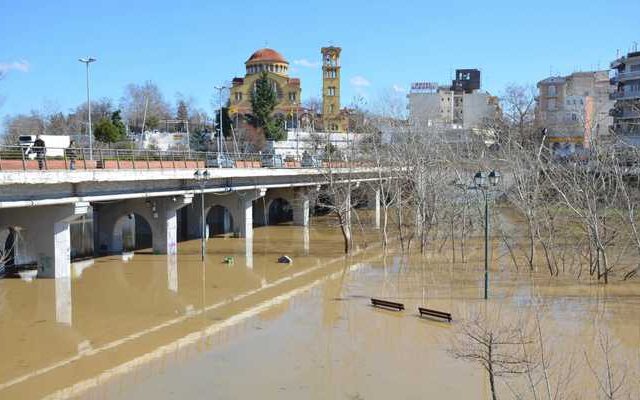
[0, 218, 638, 399]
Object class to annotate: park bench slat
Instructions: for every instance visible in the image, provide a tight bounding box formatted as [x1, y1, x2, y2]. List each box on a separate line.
[371, 298, 404, 311]
[418, 307, 452, 322]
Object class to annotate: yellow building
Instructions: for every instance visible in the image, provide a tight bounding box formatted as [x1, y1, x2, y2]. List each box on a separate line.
[229, 48, 301, 125]
[229, 47, 348, 134]
[321, 46, 347, 132]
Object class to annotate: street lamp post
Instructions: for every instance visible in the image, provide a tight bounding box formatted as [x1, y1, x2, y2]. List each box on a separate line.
[214, 86, 228, 168]
[78, 57, 97, 160]
[293, 101, 299, 159]
[473, 170, 501, 300]
[194, 169, 210, 261]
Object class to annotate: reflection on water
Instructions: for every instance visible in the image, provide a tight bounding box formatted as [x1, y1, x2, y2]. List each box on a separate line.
[245, 236, 253, 269]
[0, 219, 637, 399]
[54, 278, 72, 326]
[166, 254, 178, 293]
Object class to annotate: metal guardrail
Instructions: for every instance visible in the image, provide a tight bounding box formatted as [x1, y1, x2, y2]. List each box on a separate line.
[0, 145, 358, 171]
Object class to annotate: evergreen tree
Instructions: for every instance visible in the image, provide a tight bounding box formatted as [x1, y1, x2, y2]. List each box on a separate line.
[177, 100, 189, 121]
[190, 129, 209, 152]
[250, 72, 286, 141]
[215, 106, 232, 138]
[94, 117, 123, 145]
[111, 110, 127, 138]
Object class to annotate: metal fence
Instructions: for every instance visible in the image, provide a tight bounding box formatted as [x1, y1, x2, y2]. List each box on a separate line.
[0, 145, 354, 171]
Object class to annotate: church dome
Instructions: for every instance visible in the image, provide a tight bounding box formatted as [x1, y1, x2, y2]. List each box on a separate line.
[245, 48, 289, 76]
[246, 48, 288, 64]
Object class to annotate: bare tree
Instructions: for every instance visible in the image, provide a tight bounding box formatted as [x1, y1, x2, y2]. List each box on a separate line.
[542, 142, 621, 283]
[450, 311, 532, 400]
[501, 84, 537, 146]
[120, 81, 171, 132]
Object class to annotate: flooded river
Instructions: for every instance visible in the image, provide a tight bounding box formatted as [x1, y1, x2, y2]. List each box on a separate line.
[0, 218, 638, 399]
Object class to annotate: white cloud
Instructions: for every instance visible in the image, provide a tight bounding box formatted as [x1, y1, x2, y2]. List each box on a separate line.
[392, 84, 407, 93]
[293, 59, 321, 68]
[350, 75, 371, 87]
[0, 60, 30, 75]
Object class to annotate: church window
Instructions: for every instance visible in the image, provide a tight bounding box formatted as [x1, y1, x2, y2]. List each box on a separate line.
[328, 87, 336, 96]
[289, 92, 296, 102]
[235, 92, 242, 102]
[329, 104, 334, 113]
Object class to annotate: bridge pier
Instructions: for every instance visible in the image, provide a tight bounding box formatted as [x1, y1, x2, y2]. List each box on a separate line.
[95, 195, 193, 255]
[0, 202, 89, 278]
[293, 187, 316, 227]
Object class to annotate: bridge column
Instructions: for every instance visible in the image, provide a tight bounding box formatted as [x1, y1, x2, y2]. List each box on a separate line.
[235, 188, 266, 239]
[151, 195, 193, 255]
[292, 187, 318, 226]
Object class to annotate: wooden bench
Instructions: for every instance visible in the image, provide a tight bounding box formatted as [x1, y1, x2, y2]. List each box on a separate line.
[371, 298, 404, 311]
[418, 307, 452, 322]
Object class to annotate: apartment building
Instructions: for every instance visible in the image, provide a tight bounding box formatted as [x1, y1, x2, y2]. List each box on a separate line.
[610, 50, 640, 144]
[535, 71, 614, 156]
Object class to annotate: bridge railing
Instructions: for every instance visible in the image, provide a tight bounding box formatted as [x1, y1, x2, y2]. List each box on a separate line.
[0, 145, 369, 171]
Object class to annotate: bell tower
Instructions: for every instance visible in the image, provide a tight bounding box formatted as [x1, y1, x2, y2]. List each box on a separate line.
[321, 46, 342, 132]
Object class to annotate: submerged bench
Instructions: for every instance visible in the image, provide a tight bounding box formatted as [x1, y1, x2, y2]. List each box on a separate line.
[418, 307, 452, 322]
[371, 298, 404, 311]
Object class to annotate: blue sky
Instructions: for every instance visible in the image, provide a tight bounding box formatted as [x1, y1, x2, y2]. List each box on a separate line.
[1, 0, 639, 123]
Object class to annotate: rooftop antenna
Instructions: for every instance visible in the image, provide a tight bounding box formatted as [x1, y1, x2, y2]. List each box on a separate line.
[634, 41, 638, 52]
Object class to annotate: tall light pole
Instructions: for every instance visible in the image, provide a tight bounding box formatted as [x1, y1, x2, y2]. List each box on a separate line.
[78, 57, 96, 160]
[473, 170, 501, 300]
[293, 101, 299, 158]
[194, 169, 210, 261]
[214, 86, 228, 167]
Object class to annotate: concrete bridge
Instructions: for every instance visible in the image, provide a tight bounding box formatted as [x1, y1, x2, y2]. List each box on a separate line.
[0, 166, 381, 279]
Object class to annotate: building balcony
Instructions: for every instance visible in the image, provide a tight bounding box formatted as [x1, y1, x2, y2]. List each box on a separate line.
[610, 91, 640, 100]
[610, 70, 640, 82]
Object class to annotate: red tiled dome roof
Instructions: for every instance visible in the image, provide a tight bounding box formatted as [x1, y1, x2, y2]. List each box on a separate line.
[246, 48, 288, 64]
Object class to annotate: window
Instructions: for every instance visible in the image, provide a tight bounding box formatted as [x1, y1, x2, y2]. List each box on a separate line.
[548, 85, 556, 96]
[329, 104, 334, 113]
[289, 92, 296, 102]
[328, 87, 336, 96]
[235, 92, 242, 102]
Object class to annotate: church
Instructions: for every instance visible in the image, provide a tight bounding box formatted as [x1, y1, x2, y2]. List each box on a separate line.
[228, 46, 348, 134]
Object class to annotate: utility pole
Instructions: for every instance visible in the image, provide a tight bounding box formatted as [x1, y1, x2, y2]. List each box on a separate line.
[78, 57, 96, 160]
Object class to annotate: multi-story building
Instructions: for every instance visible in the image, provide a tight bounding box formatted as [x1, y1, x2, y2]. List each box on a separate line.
[535, 71, 614, 156]
[610, 50, 640, 144]
[407, 69, 500, 133]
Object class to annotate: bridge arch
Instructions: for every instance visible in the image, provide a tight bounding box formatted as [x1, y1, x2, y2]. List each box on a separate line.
[112, 213, 154, 252]
[205, 205, 234, 236]
[268, 198, 293, 225]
